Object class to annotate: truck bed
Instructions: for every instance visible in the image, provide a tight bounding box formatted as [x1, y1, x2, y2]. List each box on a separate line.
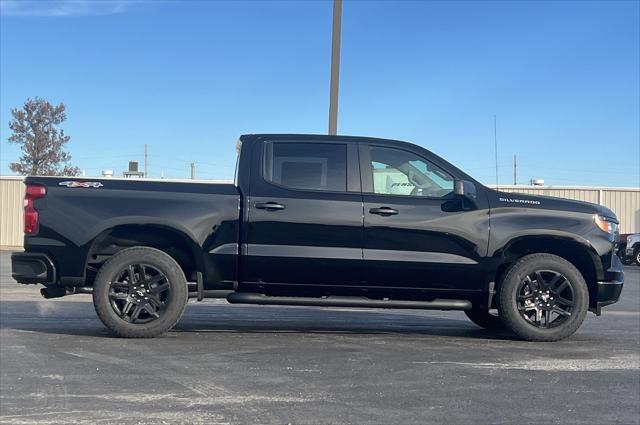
[22, 176, 241, 288]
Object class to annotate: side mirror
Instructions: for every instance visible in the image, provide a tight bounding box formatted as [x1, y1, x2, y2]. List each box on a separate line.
[454, 180, 478, 208]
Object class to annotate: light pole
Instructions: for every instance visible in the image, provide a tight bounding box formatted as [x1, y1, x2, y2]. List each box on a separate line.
[328, 0, 342, 135]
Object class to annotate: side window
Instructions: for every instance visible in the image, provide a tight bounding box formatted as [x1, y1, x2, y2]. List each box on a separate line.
[369, 146, 454, 197]
[264, 142, 347, 192]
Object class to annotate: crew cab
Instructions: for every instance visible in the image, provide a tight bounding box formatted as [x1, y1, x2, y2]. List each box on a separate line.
[11, 134, 624, 341]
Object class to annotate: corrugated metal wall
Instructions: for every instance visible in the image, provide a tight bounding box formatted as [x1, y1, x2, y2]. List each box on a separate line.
[0, 176, 638, 248]
[497, 186, 640, 234]
[0, 177, 24, 248]
[600, 190, 639, 235]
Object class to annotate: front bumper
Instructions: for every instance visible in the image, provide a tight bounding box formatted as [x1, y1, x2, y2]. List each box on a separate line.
[11, 252, 56, 284]
[591, 254, 624, 315]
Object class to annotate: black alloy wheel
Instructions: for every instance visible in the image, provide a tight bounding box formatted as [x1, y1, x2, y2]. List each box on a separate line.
[516, 270, 574, 329]
[498, 253, 588, 342]
[93, 247, 188, 338]
[108, 263, 170, 324]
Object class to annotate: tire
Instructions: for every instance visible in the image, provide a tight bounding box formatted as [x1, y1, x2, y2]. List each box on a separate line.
[93, 246, 188, 338]
[498, 253, 588, 342]
[464, 307, 505, 330]
[634, 248, 640, 266]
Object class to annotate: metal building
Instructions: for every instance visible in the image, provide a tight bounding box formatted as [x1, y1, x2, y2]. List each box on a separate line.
[1, 176, 638, 249]
[0, 176, 25, 249]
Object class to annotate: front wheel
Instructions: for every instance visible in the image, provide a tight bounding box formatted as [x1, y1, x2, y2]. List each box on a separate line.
[635, 248, 640, 266]
[498, 253, 588, 342]
[93, 247, 188, 338]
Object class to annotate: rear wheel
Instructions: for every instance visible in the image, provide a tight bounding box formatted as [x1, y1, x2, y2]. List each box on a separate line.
[498, 253, 588, 342]
[93, 247, 188, 338]
[464, 307, 505, 330]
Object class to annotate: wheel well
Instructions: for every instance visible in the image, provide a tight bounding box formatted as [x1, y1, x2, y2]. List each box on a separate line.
[85, 225, 198, 284]
[495, 237, 599, 306]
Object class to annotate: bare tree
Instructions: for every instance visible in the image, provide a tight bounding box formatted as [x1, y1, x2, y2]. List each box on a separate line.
[7, 97, 80, 176]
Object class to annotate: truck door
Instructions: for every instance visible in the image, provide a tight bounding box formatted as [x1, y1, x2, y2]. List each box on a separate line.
[242, 138, 364, 288]
[359, 144, 489, 292]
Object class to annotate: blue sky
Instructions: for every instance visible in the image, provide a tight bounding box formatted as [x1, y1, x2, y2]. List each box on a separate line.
[1, 0, 638, 186]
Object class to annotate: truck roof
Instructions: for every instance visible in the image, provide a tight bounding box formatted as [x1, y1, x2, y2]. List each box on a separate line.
[240, 133, 476, 183]
[240, 133, 413, 147]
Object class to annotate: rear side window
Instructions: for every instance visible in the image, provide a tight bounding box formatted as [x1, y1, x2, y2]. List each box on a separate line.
[264, 142, 347, 192]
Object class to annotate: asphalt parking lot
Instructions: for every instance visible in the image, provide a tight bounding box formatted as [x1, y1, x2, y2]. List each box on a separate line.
[0, 251, 638, 425]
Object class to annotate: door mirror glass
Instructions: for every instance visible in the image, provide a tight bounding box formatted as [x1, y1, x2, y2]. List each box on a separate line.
[454, 179, 477, 200]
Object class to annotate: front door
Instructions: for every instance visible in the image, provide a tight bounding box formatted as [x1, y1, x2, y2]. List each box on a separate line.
[360, 144, 489, 293]
[243, 139, 364, 287]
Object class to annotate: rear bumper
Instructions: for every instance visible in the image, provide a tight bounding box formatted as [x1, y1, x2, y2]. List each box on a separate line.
[11, 252, 56, 284]
[591, 254, 624, 315]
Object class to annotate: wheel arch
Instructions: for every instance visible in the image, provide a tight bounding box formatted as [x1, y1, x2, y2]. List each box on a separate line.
[493, 235, 603, 309]
[85, 224, 203, 284]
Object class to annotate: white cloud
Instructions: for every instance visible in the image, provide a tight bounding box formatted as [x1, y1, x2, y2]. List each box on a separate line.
[0, 0, 132, 17]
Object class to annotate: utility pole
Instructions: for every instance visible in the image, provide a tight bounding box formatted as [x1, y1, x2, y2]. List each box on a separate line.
[493, 115, 498, 187]
[144, 144, 148, 178]
[190, 162, 195, 180]
[513, 154, 517, 185]
[328, 0, 342, 135]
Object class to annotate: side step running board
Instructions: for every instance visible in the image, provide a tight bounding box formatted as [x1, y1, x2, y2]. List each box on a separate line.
[226, 293, 472, 311]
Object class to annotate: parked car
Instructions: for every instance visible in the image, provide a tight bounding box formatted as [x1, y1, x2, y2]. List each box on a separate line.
[11, 134, 624, 341]
[621, 233, 640, 266]
[617, 234, 634, 265]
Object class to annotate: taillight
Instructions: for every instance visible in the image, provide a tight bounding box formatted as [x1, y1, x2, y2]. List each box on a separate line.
[24, 184, 46, 234]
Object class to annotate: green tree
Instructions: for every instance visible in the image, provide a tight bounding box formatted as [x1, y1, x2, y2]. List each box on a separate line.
[7, 97, 80, 176]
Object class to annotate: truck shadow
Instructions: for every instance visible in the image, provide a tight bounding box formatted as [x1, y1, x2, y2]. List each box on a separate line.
[1, 300, 519, 341]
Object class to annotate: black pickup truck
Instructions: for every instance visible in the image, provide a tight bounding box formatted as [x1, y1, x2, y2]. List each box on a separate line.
[12, 134, 624, 341]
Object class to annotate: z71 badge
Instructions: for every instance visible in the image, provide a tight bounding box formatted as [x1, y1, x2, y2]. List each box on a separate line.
[59, 181, 104, 188]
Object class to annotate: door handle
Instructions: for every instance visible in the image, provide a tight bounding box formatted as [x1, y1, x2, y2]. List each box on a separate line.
[369, 207, 398, 216]
[255, 202, 286, 211]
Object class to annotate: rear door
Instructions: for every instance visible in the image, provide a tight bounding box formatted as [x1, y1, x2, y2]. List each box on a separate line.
[242, 138, 364, 287]
[360, 144, 489, 292]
